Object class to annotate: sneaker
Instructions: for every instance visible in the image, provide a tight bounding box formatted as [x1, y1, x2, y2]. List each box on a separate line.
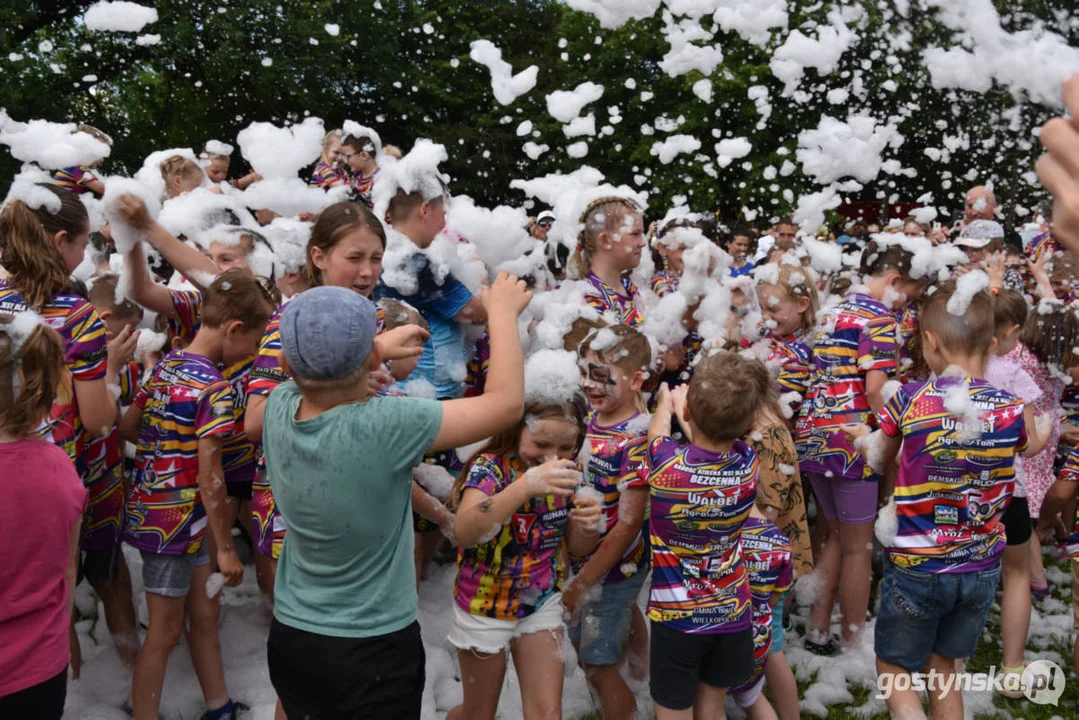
[997, 666, 1025, 699]
[804, 634, 840, 657]
[201, 700, 249, 720]
[783, 611, 794, 633]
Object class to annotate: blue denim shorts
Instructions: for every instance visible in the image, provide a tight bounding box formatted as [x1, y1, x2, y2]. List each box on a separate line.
[568, 570, 648, 666]
[874, 558, 1000, 672]
[141, 545, 210, 598]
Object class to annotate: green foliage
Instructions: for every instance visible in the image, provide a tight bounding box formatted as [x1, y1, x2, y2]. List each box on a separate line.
[0, 1, 1072, 226]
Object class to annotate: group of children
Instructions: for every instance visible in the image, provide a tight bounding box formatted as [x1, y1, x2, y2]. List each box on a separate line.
[0, 118, 1078, 720]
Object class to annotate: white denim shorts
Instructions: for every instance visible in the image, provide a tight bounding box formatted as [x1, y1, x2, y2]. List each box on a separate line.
[447, 592, 565, 654]
[731, 673, 765, 709]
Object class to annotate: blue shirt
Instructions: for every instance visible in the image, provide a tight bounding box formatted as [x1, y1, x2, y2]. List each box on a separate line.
[729, 261, 754, 278]
[377, 252, 474, 399]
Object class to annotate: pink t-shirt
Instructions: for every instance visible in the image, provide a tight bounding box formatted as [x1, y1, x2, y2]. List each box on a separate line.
[0, 439, 86, 697]
[986, 354, 1041, 497]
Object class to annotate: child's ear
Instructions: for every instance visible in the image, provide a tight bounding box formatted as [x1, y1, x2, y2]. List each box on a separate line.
[98, 309, 113, 323]
[596, 229, 611, 251]
[366, 342, 384, 371]
[170, 336, 185, 350]
[681, 399, 692, 425]
[922, 329, 939, 353]
[987, 336, 998, 356]
[223, 319, 245, 339]
[51, 229, 69, 254]
[629, 369, 646, 392]
[796, 295, 811, 314]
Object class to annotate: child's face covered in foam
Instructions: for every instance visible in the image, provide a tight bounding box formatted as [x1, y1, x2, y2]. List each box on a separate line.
[518, 416, 581, 467]
[313, 228, 384, 298]
[205, 240, 252, 275]
[579, 350, 638, 416]
[607, 210, 645, 272]
[758, 284, 807, 337]
[206, 157, 229, 184]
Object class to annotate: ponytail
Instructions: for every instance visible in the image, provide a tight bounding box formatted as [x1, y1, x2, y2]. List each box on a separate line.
[0, 315, 67, 439]
[0, 187, 84, 307]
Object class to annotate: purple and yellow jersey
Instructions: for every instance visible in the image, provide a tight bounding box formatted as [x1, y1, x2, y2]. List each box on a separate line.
[585, 271, 643, 328]
[0, 281, 107, 479]
[796, 292, 898, 481]
[878, 376, 1027, 573]
[896, 305, 921, 384]
[309, 162, 347, 189]
[645, 436, 757, 634]
[125, 350, 235, 555]
[764, 330, 812, 403]
[82, 361, 138, 550]
[248, 305, 287, 558]
[454, 453, 571, 620]
[351, 168, 380, 207]
[1025, 230, 1062, 266]
[731, 516, 793, 693]
[169, 288, 203, 346]
[463, 330, 491, 398]
[650, 270, 679, 298]
[570, 414, 648, 583]
[53, 166, 99, 195]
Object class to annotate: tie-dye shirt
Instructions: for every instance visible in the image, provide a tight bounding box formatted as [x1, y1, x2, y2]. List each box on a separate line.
[570, 414, 649, 583]
[796, 292, 899, 481]
[52, 166, 99, 195]
[454, 453, 571, 621]
[0, 281, 108, 479]
[645, 436, 758, 634]
[585, 272, 643, 327]
[730, 516, 793, 695]
[650, 270, 679, 298]
[309, 161, 347, 189]
[351, 168, 380, 207]
[125, 350, 235, 555]
[877, 376, 1027, 573]
[82, 361, 138, 550]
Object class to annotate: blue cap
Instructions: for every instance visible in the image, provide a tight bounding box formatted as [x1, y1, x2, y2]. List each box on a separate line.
[280, 287, 378, 381]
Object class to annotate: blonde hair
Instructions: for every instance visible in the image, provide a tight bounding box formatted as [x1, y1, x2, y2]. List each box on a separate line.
[382, 144, 403, 160]
[0, 315, 68, 439]
[159, 155, 203, 185]
[570, 196, 642, 279]
[77, 124, 112, 146]
[0, 187, 88, 308]
[321, 130, 344, 164]
[759, 265, 819, 334]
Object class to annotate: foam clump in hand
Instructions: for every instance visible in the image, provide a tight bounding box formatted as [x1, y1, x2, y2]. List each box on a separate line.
[875, 497, 898, 547]
[102, 178, 160, 253]
[204, 572, 225, 599]
[574, 485, 606, 534]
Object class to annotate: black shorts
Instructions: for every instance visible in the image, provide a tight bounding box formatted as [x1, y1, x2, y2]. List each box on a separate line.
[0, 667, 67, 720]
[268, 618, 425, 720]
[227, 480, 253, 501]
[80, 544, 124, 588]
[1003, 496, 1032, 546]
[649, 623, 755, 710]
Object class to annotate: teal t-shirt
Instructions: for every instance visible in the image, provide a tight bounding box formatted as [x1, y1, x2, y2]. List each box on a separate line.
[262, 381, 443, 638]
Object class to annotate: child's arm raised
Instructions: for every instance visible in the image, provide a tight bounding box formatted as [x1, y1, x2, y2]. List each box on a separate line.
[562, 485, 648, 617]
[198, 435, 243, 586]
[428, 273, 530, 451]
[117, 195, 222, 293]
[454, 459, 580, 547]
[648, 383, 673, 442]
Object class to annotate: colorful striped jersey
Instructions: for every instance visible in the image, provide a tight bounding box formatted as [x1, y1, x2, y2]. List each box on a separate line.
[168, 288, 257, 484]
[877, 376, 1027, 573]
[309, 161, 347, 189]
[125, 350, 235, 555]
[730, 516, 793, 694]
[454, 453, 571, 620]
[644, 436, 758, 634]
[650, 270, 679, 298]
[896, 305, 922, 383]
[52, 166, 100, 195]
[585, 272, 643, 327]
[82, 361, 138, 550]
[351, 167, 380, 207]
[1025, 230, 1062, 266]
[796, 292, 899, 481]
[0, 280, 108, 478]
[570, 414, 649, 583]
[249, 305, 288, 557]
[764, 329, 812, 403]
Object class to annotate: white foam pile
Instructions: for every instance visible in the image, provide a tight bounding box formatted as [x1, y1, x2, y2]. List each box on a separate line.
[83, 1, 158, 33]
[0, 111, 111, 169]
[469, 40, 539, 106]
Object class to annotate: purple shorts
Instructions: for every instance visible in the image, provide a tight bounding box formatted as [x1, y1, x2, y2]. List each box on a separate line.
[808, 473, 878, 524]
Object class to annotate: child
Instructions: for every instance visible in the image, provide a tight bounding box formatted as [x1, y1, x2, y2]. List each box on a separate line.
[342, 132, 381, 207]
[118, 270, 275, 720]
[0, 187, 124, 477]
[378, 184, 487, 400]
[985, 289, 1044, 694]
[245, 201, 390, 594]
[642, 352, 765, 719]
[446, 394, 602, 720]
[572, 196, 646, 327]
[203, 143, 260, 191]
[52, 124, 110, 197]
[752, 264, 818, 419]
[261, 272, 532, 720]
[1006, 300, 1079, 598]
[650, 220, 688, 297]
[729, 504, 795, 720]
[565, 323, 652, 720]
[0, 316, 87, 720]
[378, 298, 428, 390]
[309, 130, 347, 189]
[796, 240, 926, 655]
[864, 282, 1045, 720]
[81, 274, 142, 667]
[1037, 444, 1079, 692]
[161, 154, 209, 199]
